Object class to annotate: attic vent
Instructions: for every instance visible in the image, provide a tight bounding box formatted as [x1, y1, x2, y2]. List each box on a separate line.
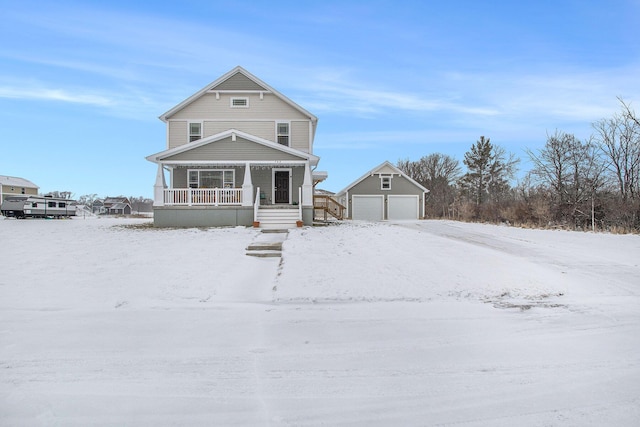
[231, 97, 249, 108]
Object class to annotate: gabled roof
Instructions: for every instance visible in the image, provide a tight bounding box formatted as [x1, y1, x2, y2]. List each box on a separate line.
[335, 161, 429, 196]
[159, 66, 318, 126]
[109, 203, 130, 210]
[0, 175, 39, 189]
[146, 128, 319, 166]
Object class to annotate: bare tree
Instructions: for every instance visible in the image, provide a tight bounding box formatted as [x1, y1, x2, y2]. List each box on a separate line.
[592, 99, 640, 202]
[398, 153, 461, 217]
[527, 131, 606, 228]
[78, 194, 99, 207]
[43, 191, 74, 200]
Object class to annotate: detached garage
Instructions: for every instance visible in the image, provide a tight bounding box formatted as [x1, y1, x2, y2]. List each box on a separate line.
[335, 161, 428, 221]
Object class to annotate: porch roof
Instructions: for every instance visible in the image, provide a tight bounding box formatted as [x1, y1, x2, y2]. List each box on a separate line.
[146, 129, 319, 166]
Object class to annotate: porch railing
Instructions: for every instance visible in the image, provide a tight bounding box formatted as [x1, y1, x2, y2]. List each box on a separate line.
[163, 188, 242, 206]
[313, 195, 346, 220]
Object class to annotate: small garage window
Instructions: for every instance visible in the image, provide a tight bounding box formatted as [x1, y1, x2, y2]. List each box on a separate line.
[381, 176, 391, 190]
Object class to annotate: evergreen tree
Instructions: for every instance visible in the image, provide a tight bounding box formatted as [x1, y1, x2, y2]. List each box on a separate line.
[459, 136, 519, 213]
[460, 136, 494, 205]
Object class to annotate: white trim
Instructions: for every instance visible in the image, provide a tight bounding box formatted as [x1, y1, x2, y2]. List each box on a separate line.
[230, 97, 249, 108]
[159, 66, 318, 124]
[187, 168, 235, 189]
[166, 118, 312, 123]
[206, 90, 273, 94]
[388, 194, 420, 220]
[160, 160, 309, 166]
[351, 195, 385, 221]
[187, 120, 203, 142]
[276, 120, 290, 147]
[335, 160, 429, 198]
[272, 168, 292, 204]
[146, 128, 319, 166]
[380, 175, 392, 190]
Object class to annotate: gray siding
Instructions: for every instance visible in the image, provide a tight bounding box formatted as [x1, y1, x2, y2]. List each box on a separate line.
[172, 166, 244, 188]
[167, 93, 309, 121]
[212, 72, 266, 91]
[163, 136, 305, 162]
[291, 121, 310, 152]
[349, 175, 425, 197]
[347, 175, 425, 219]
[168, 120, 311, 151]
[153, 205, 313, 228]
[169, 120, 188, 149]
[203, 121, 274, 141]
[247, 166, 305, 205]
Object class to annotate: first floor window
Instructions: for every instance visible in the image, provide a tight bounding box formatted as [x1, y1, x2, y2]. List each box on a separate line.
[188, 169, 235, 188]
[277, 122, 289, 146]
[189, 122, 202, 142]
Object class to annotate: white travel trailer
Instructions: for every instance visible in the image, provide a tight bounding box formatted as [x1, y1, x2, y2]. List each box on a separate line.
[1, 195, 76, 219]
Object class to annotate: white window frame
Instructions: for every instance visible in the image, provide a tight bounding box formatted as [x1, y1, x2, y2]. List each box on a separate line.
[188, 121, 203, 142]
[380, 175, 392, 190]
[276, 121, 290, 146]
[230, 97, 249, 108]
[187, 169, 235, 189]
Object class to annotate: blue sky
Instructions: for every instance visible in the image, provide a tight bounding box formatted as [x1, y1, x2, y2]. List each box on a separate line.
[1, 0, 639, 198]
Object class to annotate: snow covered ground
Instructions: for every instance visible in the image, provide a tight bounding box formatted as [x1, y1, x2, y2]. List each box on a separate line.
[1, 217, 639, 426]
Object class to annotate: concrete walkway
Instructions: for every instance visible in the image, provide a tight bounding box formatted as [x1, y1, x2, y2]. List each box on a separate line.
[245, 229, 289, 257]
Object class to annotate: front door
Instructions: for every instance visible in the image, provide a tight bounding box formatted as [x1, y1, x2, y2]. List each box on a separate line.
[274, 171, 290, 204]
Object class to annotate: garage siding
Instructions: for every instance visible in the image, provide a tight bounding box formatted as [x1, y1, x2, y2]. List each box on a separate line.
[347, 175, 424, 220]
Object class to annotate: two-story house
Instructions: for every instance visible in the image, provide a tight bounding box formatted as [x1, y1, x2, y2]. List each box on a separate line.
[146, 66, 326, 228]
[0, 175, 39, 203]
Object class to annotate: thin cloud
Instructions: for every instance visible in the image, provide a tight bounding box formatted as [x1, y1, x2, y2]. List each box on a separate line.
[0, 85, 113, 107]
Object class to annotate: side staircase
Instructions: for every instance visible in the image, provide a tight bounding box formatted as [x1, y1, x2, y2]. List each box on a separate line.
[255, 206, 300, 229]
[313, 195, 345, 221]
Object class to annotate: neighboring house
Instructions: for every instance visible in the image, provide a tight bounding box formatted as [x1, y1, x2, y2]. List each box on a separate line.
[91, 199, 105, 215]
[146, 66, 326, 228]
[0, 175, 39, 203]
[102, 197, 132, 215]
[335, 161, 429, 221]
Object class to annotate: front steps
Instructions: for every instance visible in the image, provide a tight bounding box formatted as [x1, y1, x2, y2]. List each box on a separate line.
[246, 229, 288, 257]
[255, 206, 300, 229]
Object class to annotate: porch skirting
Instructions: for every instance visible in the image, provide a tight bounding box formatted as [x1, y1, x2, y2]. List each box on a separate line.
[153, 205, 314, 228]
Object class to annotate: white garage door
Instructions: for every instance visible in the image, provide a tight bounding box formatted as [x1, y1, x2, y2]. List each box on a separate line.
[352, 195, 384, 221]
[388, 195, 419, 220]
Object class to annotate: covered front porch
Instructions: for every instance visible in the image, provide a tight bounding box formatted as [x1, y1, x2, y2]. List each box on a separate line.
[146, 129, 326, 227]
[151, 161, 325, 227]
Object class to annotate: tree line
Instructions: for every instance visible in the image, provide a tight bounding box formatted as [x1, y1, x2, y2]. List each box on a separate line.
[397, 99, 640, 232]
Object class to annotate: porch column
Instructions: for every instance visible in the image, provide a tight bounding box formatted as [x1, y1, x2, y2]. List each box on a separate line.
[153, 164, 166, 207]
[242, 162, 254, 206]
[302, 161, 313, 207]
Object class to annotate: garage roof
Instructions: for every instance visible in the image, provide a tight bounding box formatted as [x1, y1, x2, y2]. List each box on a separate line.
[335, 161, 429, 197]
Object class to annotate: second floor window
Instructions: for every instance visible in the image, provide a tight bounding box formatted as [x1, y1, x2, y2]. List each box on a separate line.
[381, 176, 391, 190]
[189, 122, 202, 142]
[277, 122, 289, 146]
